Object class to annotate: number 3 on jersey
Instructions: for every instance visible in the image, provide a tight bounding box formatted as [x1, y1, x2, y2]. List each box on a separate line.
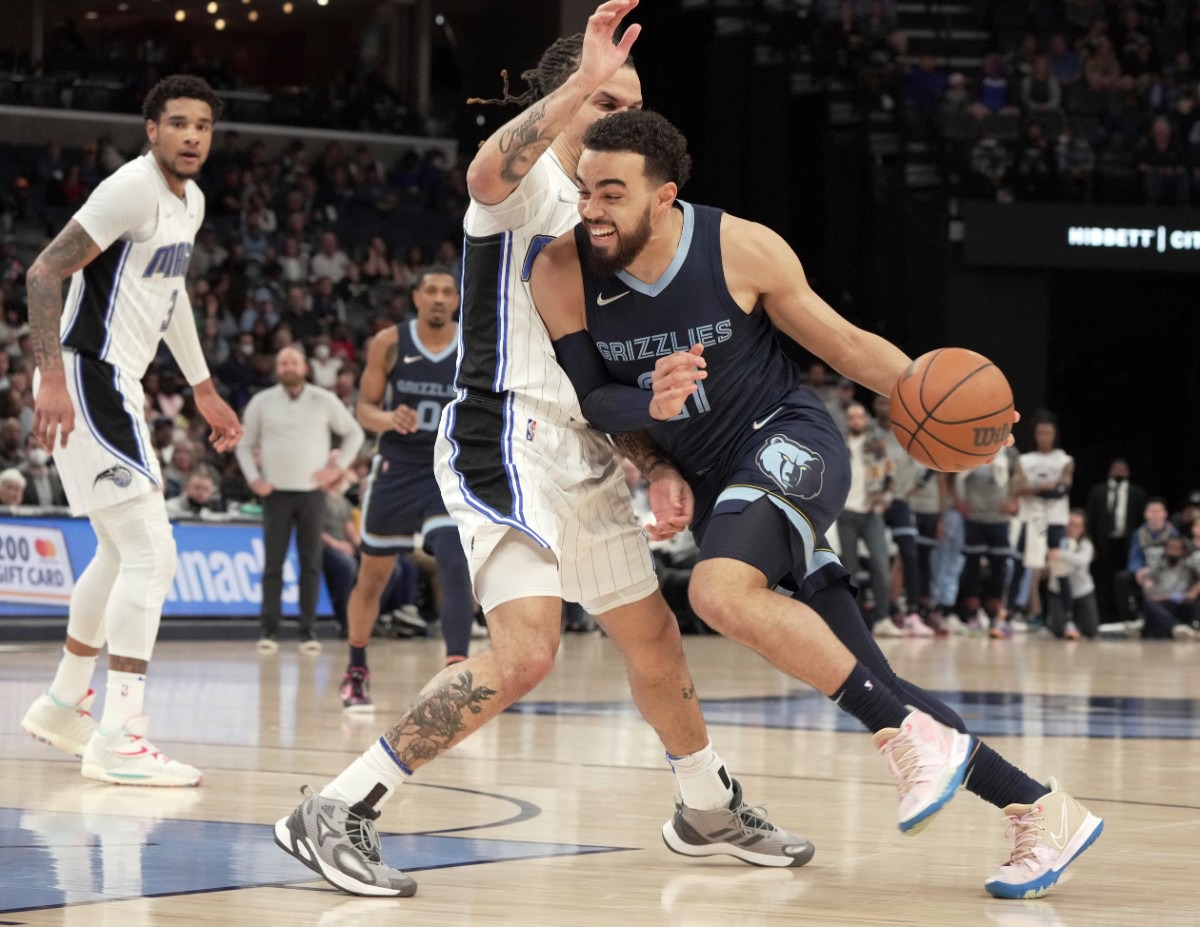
[160, 290, 178, 333]
[637, 371, 711, 420]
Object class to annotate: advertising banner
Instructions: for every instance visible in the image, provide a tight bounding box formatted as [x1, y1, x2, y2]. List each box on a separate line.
[0, 516, 331, 619]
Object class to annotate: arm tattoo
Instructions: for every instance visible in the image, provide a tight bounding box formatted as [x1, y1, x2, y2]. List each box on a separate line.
[497, 101, 551, 184]
[612, 430, 676, 479]
[27, 222, 95, 376]
[681, 684, 696, 701]
[385, 669, 498, 767]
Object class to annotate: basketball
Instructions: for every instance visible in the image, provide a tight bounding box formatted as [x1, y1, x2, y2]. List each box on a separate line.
[889, 348, 1015, 472]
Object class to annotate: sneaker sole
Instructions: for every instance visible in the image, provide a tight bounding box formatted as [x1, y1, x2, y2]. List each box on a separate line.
[985, 814, 1105, 899]
[81, 763, 202, 787]
[22, 718, 90, 758]
[272, 816, 415, 897]
[660, 821, 816, 868]
[900, 734, 973, 835]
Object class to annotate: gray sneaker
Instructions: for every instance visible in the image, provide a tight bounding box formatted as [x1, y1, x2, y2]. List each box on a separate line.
[661, 779, 815, 867]
[273, 785, 417, 897]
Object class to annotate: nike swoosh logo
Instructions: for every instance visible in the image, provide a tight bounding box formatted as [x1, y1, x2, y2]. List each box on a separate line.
[752, 407, 783, 430]
[115, 746, 150, 757]
[556, 191, 577, 203]
[403, 355, 422, 364]
[1047, 802, 1070, 848]
[596, 291, 630, 306]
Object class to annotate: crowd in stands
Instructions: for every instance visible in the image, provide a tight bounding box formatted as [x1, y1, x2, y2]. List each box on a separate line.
[813, 0, 1200, 205]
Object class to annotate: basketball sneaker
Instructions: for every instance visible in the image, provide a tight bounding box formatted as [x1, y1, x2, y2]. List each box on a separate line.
[1062, 620, 1081, 641]
[873, 709, 972, 834]
[872, 618, 904, 638]
[661, 779, 815, 867]
[274, 785, 417, 897]
[80, 717, 202, 787]
[901, 613, 935, 637]
[341, 667, 374, 712]
[984, 780, 1104, 899]
[21, 689, 97, 756]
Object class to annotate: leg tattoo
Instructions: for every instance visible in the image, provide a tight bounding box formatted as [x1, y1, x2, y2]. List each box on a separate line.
[386, 669, 498, 768]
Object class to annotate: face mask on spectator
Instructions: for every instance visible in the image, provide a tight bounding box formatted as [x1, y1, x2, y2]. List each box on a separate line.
[28, 449, 48, 466]
[314, 345, 331, 359]
[240, 343, 255, 356]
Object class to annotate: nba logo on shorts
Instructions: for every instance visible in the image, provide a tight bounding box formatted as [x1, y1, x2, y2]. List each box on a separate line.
[526, 419, 538, 442]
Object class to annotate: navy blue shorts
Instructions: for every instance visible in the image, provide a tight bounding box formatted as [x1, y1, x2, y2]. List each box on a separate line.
[360, 456, 456, 557]
[691, 393, 851, 585]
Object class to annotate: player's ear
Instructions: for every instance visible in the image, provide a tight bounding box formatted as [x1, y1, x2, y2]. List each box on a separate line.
[656, 182, 678, 211]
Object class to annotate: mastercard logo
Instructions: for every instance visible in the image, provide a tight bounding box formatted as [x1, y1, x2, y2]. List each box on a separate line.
[35, 539, 56, 557]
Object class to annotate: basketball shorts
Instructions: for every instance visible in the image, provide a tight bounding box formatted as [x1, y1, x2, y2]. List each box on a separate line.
[359, 455, 455, 556]
[693, 396, 851, 585]
[38, 351, 162, 517]
[435, 392, 656, 611]
[1016, 519, 1066, 569]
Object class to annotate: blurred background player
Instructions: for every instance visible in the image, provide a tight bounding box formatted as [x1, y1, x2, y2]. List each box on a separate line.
[339, 266, 474, 711]
[20, 75, 242, 786]
[872, 394, 927, 632]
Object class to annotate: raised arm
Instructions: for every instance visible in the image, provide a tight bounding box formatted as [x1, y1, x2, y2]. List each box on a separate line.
[27, 220, 101, 448]
[721, 216, 911, 398]
[465, 0, 640, 206]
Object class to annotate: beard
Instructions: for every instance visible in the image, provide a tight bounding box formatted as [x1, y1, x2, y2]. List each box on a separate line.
[277, 371, 306, 389]
[583, 207, 653, 277]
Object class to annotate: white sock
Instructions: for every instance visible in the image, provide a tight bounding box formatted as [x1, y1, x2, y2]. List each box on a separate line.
[321, 738, 412, 809]
[667, 740, 735, 811]
[100, 670, 146, 733]
[48, 649, 98, 705]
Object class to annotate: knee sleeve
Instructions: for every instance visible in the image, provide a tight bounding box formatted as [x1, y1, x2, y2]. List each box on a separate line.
[66, 522, 120, 649]
[91, 492, 177, 661]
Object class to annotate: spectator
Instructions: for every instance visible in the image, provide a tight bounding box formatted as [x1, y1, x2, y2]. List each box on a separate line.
[968, 129, 1014, 200]
[0, 467, 27, 509]
[163, 440, 197, 498]
[1139, 535, 1200, 640]
[281, 283, 325, 342]
[360, 235, 393, 284]
[241, 287, 280, 333]
[309, 334, 342, 389]
[310, 275, 345, 327]
[1047, 509, 1101, 640]
[1014, 122, 1057, 200]
[277, 235, 310, 285]
[1047, 34, 1083, 87]
[310, 230, 351, 285]
[1056, 123, 1097, 200]
[1019, 56, 1063, 120]
[190, 225, 229, 279]
[165, 467, 224, 518]
[0, 417, 24, 469]
[392, 243, 428, 290]
[321, 480, 361, 639]
[1085, 458, 1147, 621]
[1137, 116, 1190, 205]
[907, 53, 949, 118]
[19, 435, 67, 508]
[1116, 497, 1180, 631]
[971, 54, 1021, 119]
[1, 234, 26, 288]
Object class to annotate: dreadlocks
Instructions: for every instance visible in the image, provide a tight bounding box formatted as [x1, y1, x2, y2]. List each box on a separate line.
[467, 33, 635, 107]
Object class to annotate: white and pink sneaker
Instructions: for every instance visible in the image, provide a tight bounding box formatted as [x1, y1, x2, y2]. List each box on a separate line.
[81, 716, 202, 787]
[873, 708, 972, 834]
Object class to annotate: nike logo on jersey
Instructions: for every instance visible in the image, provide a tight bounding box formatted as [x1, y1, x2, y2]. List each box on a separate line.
[403, 355, 423, 364]
[752, 407, 783, 430]
[596, 291, 630, 306]
[556, 190, 578, 204]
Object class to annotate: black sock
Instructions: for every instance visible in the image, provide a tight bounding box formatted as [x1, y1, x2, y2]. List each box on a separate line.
[831, 662, 909, 732]
[349, 644, 368, 670]
[964, 741, 1046, 808]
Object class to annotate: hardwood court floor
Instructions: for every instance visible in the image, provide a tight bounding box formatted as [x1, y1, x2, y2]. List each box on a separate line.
[2, 631, 1198, 927]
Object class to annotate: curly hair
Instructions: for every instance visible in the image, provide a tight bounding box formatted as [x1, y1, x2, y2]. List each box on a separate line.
[581, 110, 692, 188]
[468, 33, 636, 107]
[142, 74, 224, 123]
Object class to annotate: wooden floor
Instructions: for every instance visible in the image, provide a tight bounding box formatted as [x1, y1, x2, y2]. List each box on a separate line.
[2, 631, 1199, 927]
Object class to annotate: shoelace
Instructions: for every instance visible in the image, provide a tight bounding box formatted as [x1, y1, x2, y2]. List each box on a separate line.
[346, 803, 383, 862]
[734, 800, 778, 836]
[880, 734, 926, 793]
[1002, 809, 1043, 869]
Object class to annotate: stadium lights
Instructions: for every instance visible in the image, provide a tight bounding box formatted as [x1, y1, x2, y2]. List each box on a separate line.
[248, 9, 258, 20]
[282, 2, 293, 12]
[215, 17, 226, 29]
[207, 1, 218, 12]
[175, 9, 186, 20]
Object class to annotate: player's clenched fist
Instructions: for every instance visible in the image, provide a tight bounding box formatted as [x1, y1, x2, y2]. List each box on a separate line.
[650, 344, 706, 421]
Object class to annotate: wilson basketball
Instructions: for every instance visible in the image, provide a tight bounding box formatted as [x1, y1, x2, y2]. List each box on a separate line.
[889, 348, 1015, 472]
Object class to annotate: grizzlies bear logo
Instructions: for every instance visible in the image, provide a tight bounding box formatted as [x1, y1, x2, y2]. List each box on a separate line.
[756, 434, 825, 500]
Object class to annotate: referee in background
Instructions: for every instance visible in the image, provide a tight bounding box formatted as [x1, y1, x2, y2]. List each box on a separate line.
[237, 346, 364, 652]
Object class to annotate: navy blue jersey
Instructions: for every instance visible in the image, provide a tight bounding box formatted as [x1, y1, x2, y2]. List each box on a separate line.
[577, 201, 804, 483]
[378, 320, 458, 464]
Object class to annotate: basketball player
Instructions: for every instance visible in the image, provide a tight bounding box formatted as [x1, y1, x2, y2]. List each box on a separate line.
[274, 2, 811, 897]
[20, 75, 242, 786]
[340, 267, 475, 711]
[1006, 412, 1074, 636]
[529, 109, 1103, 899]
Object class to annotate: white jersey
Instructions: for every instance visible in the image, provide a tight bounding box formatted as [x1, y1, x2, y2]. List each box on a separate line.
[1018, 448, 1072, 526]
[457, 149, 581, 423]
[61, 153, 204, 379]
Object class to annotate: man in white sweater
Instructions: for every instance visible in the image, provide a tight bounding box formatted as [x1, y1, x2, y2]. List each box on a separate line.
[236, 346, 364, 651]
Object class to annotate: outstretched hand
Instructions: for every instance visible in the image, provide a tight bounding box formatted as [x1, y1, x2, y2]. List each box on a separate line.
[195, 386, 243, 453]
[650, 344, 706, 421]
[578, 0, 642, 89]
